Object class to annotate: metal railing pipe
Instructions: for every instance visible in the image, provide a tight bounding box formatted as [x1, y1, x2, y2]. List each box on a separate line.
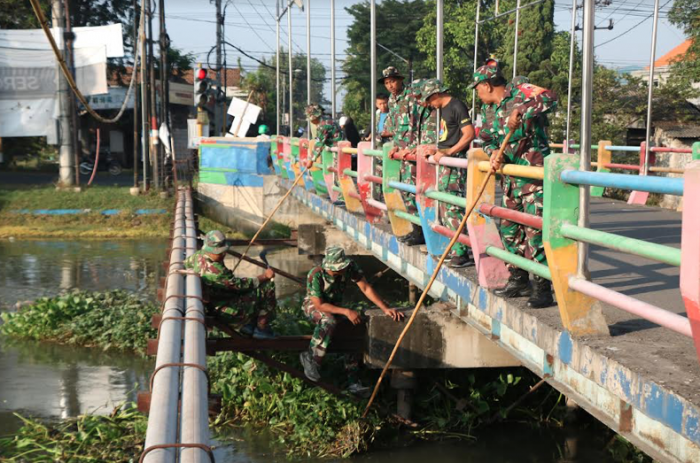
[569, 277, 692, 337]
[394, 210, 422, 226]
[428, 155, 469, 169]
[476, 161, 544, 180]
[387, 181, 417, 195]
[425, 189, 467, 208]
[561, 223, 681, 267]
[343, 169, 358, 178]
[485, 246, 552, 280]
[560, 170, 684, 196]
[479, 204, 543, 229]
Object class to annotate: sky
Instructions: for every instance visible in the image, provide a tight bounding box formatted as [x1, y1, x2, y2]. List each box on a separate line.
[162, 0, 688, 103]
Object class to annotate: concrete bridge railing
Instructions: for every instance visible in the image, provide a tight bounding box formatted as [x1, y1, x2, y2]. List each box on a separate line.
[270, 136, 700, 365]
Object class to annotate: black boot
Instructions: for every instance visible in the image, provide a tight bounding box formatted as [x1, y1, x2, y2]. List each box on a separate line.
[527, 276, 554, 308]
[493, 268, 531, 298]
[398, 225, 425, 246]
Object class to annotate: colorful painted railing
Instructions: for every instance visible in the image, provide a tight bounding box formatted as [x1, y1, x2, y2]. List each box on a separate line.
[549, 140, 700, 205]
[268, 139, 700, 362]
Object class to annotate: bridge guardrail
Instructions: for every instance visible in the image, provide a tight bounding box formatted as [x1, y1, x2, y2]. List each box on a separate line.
[268, 140, 700, 362]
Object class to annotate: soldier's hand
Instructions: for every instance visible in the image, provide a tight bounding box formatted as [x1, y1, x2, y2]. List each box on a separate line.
[507, 109, 522, 132]
[303, 159, 313, 169]
[433, 150, 449, 164]
[345, 309, 362, 325]
[423, 145, 438, 157]
[259, 268, 275, 282]
[490, 152, 503, 172]
[394, 149, 408, 160]
[382, 308, 405, 322]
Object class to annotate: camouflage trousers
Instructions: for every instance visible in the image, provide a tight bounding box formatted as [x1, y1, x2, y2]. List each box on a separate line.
[399, 160, 418, 214]
[438, 163, 468, 257]
[499, 176, 547, 266]
[213, 280, 277, 329]
[372, 157, 384, 201]
[302, 300, 360, 382]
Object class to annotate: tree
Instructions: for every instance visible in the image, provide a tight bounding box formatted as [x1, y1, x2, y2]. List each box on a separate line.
[342, 0, 432, 130]
[241, 49, 327, 134]
[668, 0, 700, 96]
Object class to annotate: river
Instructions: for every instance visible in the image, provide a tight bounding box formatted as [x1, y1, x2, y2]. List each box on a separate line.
[0, 239, 614, 462]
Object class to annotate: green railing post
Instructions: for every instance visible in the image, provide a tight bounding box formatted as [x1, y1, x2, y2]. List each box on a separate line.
[543, 153, 609, 336]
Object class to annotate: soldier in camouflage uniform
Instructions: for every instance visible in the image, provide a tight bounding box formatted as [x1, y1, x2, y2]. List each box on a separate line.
[473, 60, 557, 308]
[379, 66, 424, 245]
[185, 230, 277, 339]
[299, 245, 404, 395]
[304, 104, 343, 168]
[420, 79, 476, 268]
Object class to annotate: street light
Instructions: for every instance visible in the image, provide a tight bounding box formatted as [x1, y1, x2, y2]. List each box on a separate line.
[377, 42, 413, 81]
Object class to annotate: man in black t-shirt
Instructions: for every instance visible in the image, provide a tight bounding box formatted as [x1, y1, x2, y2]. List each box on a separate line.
[421, 79, 476, 268]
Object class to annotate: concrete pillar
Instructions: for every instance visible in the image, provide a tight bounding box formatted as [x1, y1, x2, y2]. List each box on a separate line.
[52, 0, 75, 187]
[391, 369, 416, 420]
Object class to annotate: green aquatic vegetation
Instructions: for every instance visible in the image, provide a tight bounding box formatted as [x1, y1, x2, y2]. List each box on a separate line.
[0, 403, 147, 462]
[1, 290, 159, 354]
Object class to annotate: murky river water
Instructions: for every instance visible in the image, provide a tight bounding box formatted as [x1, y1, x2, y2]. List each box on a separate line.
[0, 240, 612, 461]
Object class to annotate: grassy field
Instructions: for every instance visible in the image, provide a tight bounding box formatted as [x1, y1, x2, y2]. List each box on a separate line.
[0, 186, 174, 238]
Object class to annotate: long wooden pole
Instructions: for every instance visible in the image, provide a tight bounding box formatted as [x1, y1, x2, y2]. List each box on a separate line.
[231, 149, 322, 273]
[362, 131, 514, 417]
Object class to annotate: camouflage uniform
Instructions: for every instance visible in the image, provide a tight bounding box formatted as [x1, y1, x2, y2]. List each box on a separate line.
[306, 104, 343, 161]
[184, 231, 276, 329]
[301, 246, 364, 380]
[474, 66, 558, 266]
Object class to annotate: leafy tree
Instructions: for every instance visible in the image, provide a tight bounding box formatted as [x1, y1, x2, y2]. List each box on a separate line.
[342, 0, 432, 129]
[668, 0, 700, 95]
[241, 49, 327, 133]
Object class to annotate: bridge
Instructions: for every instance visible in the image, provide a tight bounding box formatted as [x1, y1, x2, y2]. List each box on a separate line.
[260, 135, 700, 463]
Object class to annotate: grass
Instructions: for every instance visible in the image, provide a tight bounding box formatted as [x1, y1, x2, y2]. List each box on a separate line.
[0, 185, 173, 239]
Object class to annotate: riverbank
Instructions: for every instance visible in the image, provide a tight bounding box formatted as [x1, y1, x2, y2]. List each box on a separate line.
[0, 185, 245, 239]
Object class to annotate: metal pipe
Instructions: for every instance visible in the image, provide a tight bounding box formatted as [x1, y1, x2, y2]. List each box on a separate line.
[560, 169, 684, 196]
[486, 246, 552, 280]
[479, 204, 543, 229]
[276, 0, 280, 135]
[437, 0, 443, 80]
[140, 0, 149, 191]
[569, 277, 692, 338]
[331, 0, 336, 118]
[306, 0, 311, 137]
[143, 193, 186, 463]
[643, 0, 661, 177]
[565, 0, 578, 153]
[370, 0, 376, 150]
[512, 0, 521, 80]
[180, 190, 210, 463]
[577, 0, 595, 278]
[561, 223, 681, 267]
[288, 6, 293, 135]
[472, 0, 481, 117]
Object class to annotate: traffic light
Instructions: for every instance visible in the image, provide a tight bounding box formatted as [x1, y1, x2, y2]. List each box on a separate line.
[194, 66, 213, 109]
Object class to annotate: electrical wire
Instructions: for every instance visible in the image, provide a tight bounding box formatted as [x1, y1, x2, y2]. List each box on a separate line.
[27, 0, 145, 124]
[595, 0, 673, 48]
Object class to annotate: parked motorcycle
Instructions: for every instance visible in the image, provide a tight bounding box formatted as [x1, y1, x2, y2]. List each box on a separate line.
[79, 147, 122, 176]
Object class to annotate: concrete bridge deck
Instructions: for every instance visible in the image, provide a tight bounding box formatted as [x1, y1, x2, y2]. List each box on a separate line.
[282, 178, 699, 463]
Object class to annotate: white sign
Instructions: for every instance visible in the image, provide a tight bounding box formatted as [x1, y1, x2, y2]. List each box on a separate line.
[0, 24, 124, 58]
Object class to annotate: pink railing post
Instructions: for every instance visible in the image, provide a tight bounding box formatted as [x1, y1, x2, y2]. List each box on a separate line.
[628, 141, 655, 205]
[356, 141, 384, 223]
[680, 160, 700, 363]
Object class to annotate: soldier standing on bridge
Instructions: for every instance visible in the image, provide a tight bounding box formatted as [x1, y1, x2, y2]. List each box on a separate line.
[421, 78, 476, 268]
[304, 104, 343, 168]
[473, 59, 557, 308]
[185, 230, 277, 339]
[299, 245, 404, 395]
[380, 66, 424, 245]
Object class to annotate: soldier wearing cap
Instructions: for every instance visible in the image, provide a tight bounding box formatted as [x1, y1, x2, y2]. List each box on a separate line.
[299, 245, 404, 394]
[417, 78, 476, 268]
[184, 230, 277, 339]
[472, 59, 558, 308]
[304, 104, 343, 167]
[379, 66, 424, 245]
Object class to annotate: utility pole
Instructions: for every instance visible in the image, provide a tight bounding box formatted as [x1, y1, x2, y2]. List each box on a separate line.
[132, 0, 139, 192]
[159, 0, 168, 184]
[52, 0, 75, 187]
[148, 2, 159, 190]
[215, 0, 223, 136]
[63, 0, 80, 187]
[140, 0, 149, 191]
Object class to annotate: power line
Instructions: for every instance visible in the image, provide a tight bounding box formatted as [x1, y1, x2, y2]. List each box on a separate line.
[595, 0, 673, 48]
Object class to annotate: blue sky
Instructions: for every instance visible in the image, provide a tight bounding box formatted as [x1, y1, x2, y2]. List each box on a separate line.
[163, 0, 687, 102]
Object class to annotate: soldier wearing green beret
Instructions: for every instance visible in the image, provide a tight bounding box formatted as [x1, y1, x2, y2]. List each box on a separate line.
[299, 245, 404, 394]
[185, 230, 277, 339]
[472, 60, 558, 308]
